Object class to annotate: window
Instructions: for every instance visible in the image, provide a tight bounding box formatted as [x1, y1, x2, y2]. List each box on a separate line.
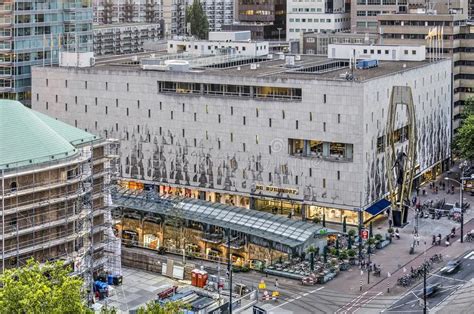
[243, 143, 246, 152]
[65, 103, 68, 111]
[269, 118, 272, 127]
[46, 79, 48, 86]
[322, 178, 326, 188]
[85, 81, 88, 89]
[337, 171, 340, 180]
[95, 97, 98, 105]
[323, 122, 326, 132]
[148, 109, 151, 118]
[269, 172, 272, 182]
[55, 95, 58, 103]
[243, 116, 246, 125]
[116, 99, 119, 107]
[230, 133, 233, 142]
[10, 181, 17, 192]
[106, 106, 108, 114]
[323, 94, 327, 103]
[337, 114, 341, 123]
[404, 50, 409, 55]
[126, 108, 129, 116]
[106, 82, 108, 90]
[160, 102, 162, 110]
[296, 120, 299, 129]
[256, 108, 259, 117]
[182, 129, 185, 137]
[218, 114, 221, 123]
[194, 112, 197, 121]
[127, 83, 129, 92]
[65, 80, 68, 88]
[46, 102, 48, 110]
[182, 103, 185, 112]
[231, 106, 233, 115]
[85, 105, 88, 113]
[137, 100, 140, 108]
[282, 110, 285, 119]
[309, 168, 312, 177]
[171, 111, 173, 119]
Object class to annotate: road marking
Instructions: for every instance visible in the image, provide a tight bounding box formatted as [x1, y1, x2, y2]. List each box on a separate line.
[268, 286, 324, 311]
[464, 251, 474, 259]
[353, 292, 383, 313]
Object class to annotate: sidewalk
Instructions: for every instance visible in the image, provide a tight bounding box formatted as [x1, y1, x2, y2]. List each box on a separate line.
[335, 218, 474, 313]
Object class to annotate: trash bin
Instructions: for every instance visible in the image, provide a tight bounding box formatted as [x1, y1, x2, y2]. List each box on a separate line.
[107, 275, 114, 285]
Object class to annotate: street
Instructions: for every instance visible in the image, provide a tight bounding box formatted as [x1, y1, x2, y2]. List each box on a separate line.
[385, 249, 474, 313]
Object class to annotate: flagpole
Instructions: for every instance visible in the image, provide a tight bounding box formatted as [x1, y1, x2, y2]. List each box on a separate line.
[50, 32, 53, 66]
[43, 34, 46, 67]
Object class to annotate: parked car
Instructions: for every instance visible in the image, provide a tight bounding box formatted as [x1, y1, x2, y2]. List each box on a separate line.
[441, 260, 462, 275]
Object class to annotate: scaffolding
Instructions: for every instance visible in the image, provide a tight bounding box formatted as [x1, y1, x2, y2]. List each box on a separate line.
[0, 139, 121, 291]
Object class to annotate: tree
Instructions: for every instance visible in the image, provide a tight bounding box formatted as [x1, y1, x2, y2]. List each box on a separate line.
[0, 259, 89, 314]
[454, 114, 474, 162]
[306, 245, 318, 271]
[136, 300, 189, 314]
[186, 0, 209, 39]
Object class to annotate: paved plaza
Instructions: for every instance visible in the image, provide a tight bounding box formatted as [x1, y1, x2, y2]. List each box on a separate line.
[98, 267, 182, 313]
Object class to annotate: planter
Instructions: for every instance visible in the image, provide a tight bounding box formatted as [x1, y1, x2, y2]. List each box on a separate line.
[376, 240, 390, 249]
[339, 262, 350, 271]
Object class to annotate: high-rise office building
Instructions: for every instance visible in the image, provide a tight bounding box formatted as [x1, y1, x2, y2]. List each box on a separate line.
[287, 0, 350, 41]
[0, 0, 93, 104]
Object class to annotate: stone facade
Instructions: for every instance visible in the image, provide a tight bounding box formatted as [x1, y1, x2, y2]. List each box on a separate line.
[31, 58, 451, 221]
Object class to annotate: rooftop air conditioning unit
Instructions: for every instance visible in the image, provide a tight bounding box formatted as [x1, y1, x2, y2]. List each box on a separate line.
[250, 63, 257, 70]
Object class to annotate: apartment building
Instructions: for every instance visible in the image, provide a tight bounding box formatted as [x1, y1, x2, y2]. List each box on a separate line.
[287, 0, 350, 41]
[201, 0, 234, 32]
[93, 0, 161, 24]
[378, 6, 471, 129]
[0, 0, 92, 104]
[93, 23, 162, 56]
[0, 100, 119, 275]
[31, 52, 451, 226]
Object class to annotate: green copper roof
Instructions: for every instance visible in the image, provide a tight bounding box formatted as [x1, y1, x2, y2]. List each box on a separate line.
[0, 100, 98, 170]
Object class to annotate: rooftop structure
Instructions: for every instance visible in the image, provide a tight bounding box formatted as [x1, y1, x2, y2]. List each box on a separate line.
[301, 32, 379, 56]
[0, 100, 120, 286]
[327, 44, 426, 61]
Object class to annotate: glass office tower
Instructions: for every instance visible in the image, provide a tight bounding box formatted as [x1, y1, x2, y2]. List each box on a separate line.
[0, 0, 93, 104]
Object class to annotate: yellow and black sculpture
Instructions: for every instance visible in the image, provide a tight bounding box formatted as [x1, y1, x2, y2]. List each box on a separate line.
[385, 86, 417, 227]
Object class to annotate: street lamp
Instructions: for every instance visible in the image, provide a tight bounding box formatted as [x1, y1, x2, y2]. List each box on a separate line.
[444, 170, 471, 243]
[277, 27, 282, 43]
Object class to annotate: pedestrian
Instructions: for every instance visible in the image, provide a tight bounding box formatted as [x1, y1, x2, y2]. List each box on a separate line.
[415, 234, 420, 246]
[432, 235, 436, 245]
[435, 186, 439, 194]
[389, 218, 393, 228]
[275, 278, 279, 288]
[416, 187, 420, 196]
[438, 233, 442, 245]
[395, 229, 400, 239]
[445, 235, 450, 246]
[422, 188, 426, 196]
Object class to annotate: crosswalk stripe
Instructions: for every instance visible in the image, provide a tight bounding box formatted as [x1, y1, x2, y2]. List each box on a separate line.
[464, 251, 474, 260]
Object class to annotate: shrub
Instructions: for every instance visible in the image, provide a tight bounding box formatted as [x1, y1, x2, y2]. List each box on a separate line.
[374, 234, 383, 241]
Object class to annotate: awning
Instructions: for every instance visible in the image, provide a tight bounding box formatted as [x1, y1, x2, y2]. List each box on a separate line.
[365, 199, 391, 216]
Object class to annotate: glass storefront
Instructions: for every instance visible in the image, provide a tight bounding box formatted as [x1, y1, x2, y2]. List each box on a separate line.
[307, 205, 360, 224]
[143, 234, 159, 249]
[254, 198, 302, 216]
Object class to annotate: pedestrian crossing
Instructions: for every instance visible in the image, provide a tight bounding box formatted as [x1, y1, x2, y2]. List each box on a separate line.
[463, 251, 474, 260]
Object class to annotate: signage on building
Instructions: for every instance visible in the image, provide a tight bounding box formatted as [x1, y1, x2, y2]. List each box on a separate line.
[255, 184, 299, 195]
[361, 229, 369, 240]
